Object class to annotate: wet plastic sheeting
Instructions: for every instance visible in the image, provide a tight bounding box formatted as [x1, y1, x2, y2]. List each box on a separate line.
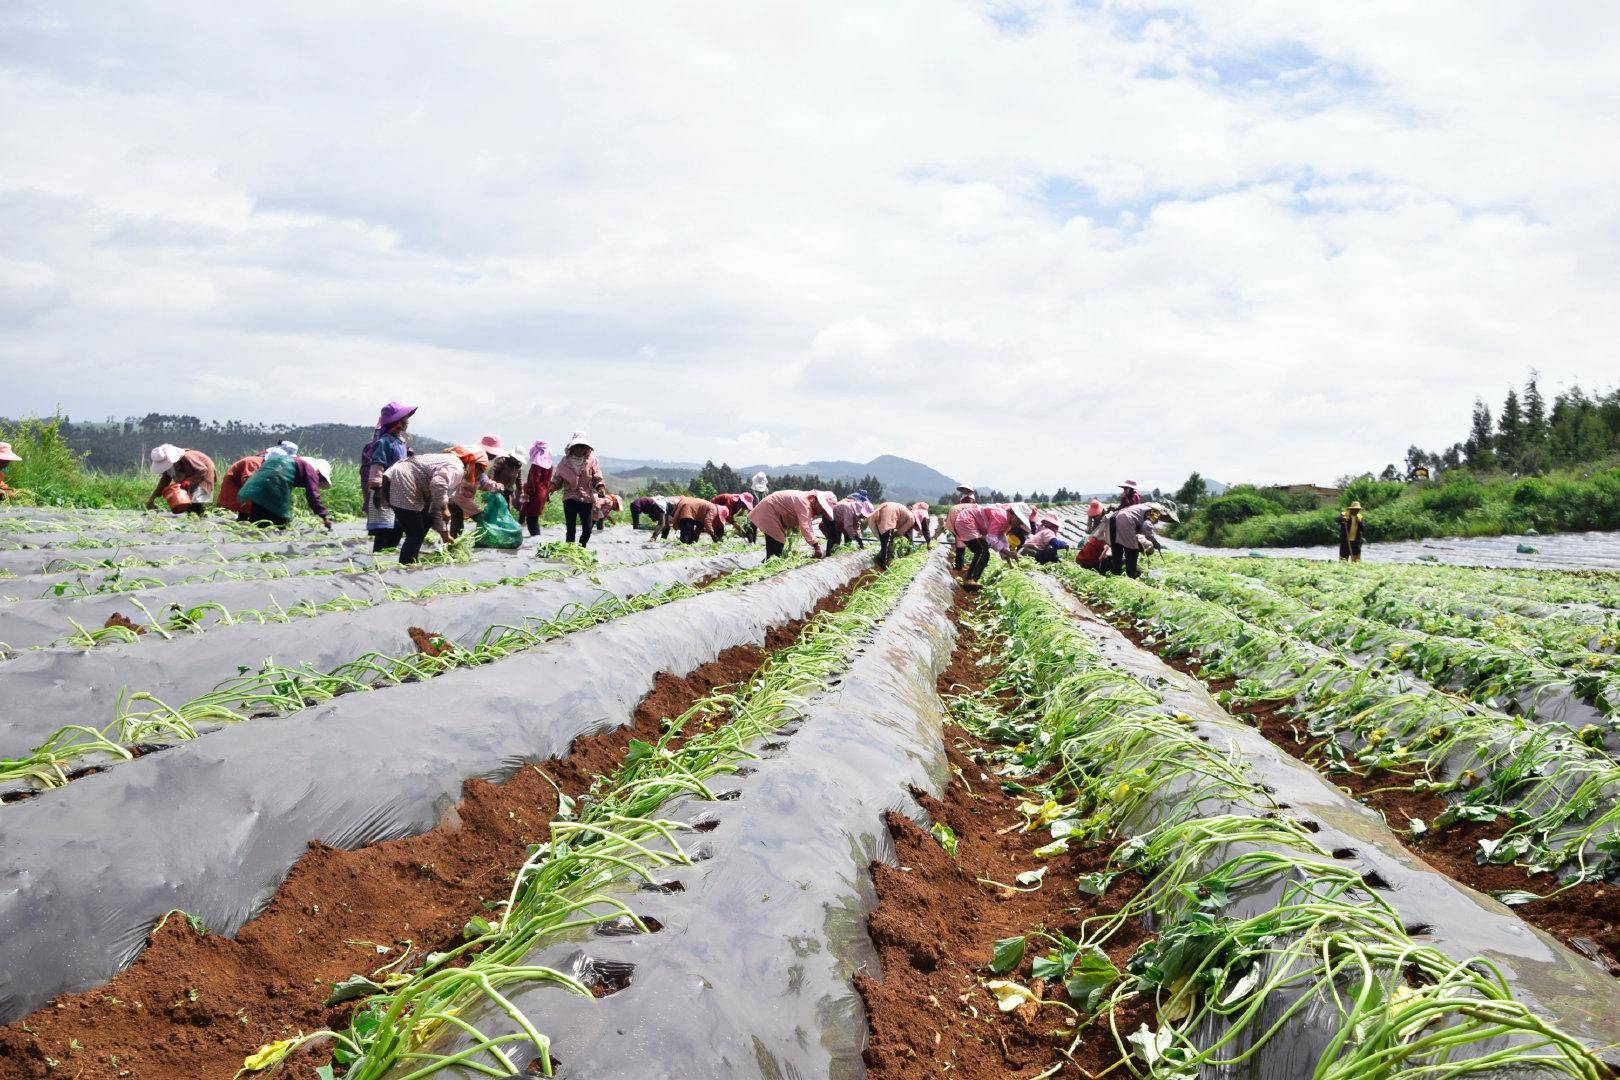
[0, 550, 542, 652]
[409, 554, 957, 1080]
[0, 553, 866, 1021]
[0, 551, 760, 767]
[1033, 574, 1620, 1070]
[1165, 528, 1620, 572]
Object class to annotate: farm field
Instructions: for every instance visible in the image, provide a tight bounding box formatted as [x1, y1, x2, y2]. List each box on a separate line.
[1167, 527, 1620, 571]
[4, 508, 1620, 1079]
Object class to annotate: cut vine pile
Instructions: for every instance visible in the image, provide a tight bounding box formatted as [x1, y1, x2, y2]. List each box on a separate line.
[2, 505, 1620, 1079]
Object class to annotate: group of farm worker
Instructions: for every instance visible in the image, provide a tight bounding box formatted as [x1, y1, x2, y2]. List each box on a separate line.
[946, 479, 1177, 589]
[359, 402, 619, 563]
[140, 441, 337, 530]
[629, 488, 933, 568]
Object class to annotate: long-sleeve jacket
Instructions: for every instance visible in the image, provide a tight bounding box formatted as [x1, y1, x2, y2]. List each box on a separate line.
[751, 490, 820, 548]
[947, 503, 984, 543]
[161, 450, 217, 498]
[713, 493, 752, 516]
[631, 496, 668, 519]
[867, 501, 915, 537]
[386, 452, 465, 517]
[669, 496, 723, 540]
[218, 455, 264, 515]
[522, 464, 553, 516]
[1111, 503, 1158, 550]
[832, 498, 866, 539]
[1337, 513, 1367, 543]
[550, 453, 605, 503]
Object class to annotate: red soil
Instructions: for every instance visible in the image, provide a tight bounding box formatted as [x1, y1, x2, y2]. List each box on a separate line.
[857, 593, 1150, 1080]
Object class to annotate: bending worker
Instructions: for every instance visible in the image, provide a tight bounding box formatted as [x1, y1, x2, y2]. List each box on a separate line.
[750, 489, 833, 559]
[664, 495, 725, 544]
[146, 444, 216, 516]
[385, 449, 477, 564]
[1107, 502, 1172, 579]
[630, 494, 669, 532]
[866, 500, 916, 568]
[235, 454, 334, 529]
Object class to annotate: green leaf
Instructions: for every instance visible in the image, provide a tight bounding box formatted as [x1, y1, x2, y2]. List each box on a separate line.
[316, 1067, 336, 1080]
[989, 935, 1026, 974]
[462, 915, 495, 940]
[1491, 889, 1545, 907]
[1031, 837, 1069, 858]
[1063, 946, 1121, 1013]
[623, 739, 656, 769]
[1076, 870, 1117, 896]
[930, 822, 959, 860]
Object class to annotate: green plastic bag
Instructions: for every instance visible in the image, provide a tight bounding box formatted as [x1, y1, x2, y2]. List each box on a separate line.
[473, 492, 524, 549]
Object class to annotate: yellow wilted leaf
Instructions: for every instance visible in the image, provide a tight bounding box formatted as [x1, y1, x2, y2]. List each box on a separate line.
[237, 1037, 300, 1075]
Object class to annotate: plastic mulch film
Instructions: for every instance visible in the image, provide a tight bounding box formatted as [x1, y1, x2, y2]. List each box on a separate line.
[0, 553, 867, 1022]
[1032, 573, 1620, 1072]
[0, 550, 546, 653]
[0, 535, 363, 577]
[0, 550, 761, 774]
[390, 552, 957, 1079]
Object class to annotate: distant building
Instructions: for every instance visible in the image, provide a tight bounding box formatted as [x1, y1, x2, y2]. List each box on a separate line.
[1277, 483, 1342, 499]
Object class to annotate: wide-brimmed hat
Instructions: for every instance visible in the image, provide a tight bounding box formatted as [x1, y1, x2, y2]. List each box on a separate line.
[955, 483, 974, 494]
[378, 402, 417, 428]
[1120, 479, 1139, 490]
[149, 444, 185, 474]
[304, 457, 333, 488]
[565, 430, 593, 452]
[1008, 503, 1032, 533]
[1347, 501, 1362, 511]
[715, 505, 731, 525]
[0, 441, 19, 463]
[478, 434, 504, 455]
[739, 492, 755, 509]
[1088, 499, 1105, 518]
[1144, 502, 1179, 523]
[911, 501, 929, 516]
[811, 491, 836, 519]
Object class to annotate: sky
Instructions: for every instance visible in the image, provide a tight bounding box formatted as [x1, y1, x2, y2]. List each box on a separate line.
[3, 1, 1619, 494]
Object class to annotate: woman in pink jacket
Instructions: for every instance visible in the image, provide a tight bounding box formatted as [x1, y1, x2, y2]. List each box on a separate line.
[750, 490, 834, 560]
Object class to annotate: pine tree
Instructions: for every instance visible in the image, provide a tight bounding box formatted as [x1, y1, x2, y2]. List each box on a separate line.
[1520, 372, 1547, 474]
[1464, 398, 1495, 469]
[1174, 471, 1208, 507]
[1496, 388, 1524, 472]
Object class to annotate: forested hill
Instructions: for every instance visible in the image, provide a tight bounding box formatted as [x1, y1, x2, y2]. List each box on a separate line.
[15, 416, 451, 471]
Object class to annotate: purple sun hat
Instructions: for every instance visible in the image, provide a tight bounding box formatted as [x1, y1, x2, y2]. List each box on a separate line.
[377, 402, 418, 428]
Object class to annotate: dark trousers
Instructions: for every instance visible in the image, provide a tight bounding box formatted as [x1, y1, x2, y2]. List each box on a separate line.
[765, 535, 787, 559]
[1031, 545, 1060, 564]
[396, 507, 431, 565]
[449, 505, 465, 538]
[563, 499, 594, 546]
[964, 537, 991, 581]
[877, 530, 898, 568]
[954, 544, 966, 571]
[523, 514, 542, 537]
[678, 519, 703, 544]
[371, 528, 401, 552]
[1122, 547, 1141, 578]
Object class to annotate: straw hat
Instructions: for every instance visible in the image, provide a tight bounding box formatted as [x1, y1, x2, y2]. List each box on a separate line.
[0, 441, 19, 464]
[149, 444, 185, 474]
[1347, 501, 1363, 511]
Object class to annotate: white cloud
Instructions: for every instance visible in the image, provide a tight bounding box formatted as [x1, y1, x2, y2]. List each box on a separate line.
[2, 0, 1618, 493]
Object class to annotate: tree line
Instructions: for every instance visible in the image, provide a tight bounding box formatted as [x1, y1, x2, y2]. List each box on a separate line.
[1406, 372, 1620, 479]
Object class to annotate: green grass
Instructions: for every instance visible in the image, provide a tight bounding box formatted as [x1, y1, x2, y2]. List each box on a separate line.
[1174, 465, 1620, 548]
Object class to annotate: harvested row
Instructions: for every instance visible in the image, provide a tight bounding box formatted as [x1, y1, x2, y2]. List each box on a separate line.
[0, 551, 870, 1021]
[0, 533, 364, 578]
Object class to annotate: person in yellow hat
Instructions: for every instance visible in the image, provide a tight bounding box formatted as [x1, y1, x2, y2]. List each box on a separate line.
[1337, 500, 1367, 562]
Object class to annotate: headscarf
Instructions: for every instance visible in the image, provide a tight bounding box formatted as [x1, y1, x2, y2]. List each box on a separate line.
[149, 444, 184, 475]
[529, 440, 554, 469]
[448, 445, 490, 484]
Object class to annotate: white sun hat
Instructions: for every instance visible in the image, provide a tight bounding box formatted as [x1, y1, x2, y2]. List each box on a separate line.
[149, 444, 185, 474]
[305, 457, 333, 487]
